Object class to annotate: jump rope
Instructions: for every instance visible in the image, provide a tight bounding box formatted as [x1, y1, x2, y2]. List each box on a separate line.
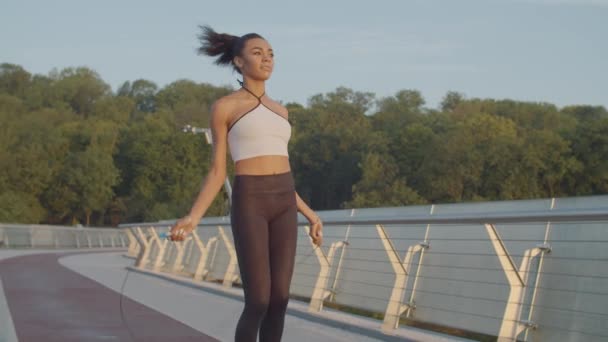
[118, 229, 321, 341]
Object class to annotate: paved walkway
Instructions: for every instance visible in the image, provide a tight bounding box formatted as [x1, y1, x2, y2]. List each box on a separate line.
[0, 251, 218, 341]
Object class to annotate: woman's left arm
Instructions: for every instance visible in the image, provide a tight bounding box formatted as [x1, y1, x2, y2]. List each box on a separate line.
[295, 191, 323, 246]
[295, 191, 317, 221]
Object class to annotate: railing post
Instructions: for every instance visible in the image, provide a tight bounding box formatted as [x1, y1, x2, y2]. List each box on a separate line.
[149, 228, 168, 271]
[522, 198, 554, 342]
[170, 231, 193, 273]
[192, 230, 218, 281]
[329, 209, 355, 302]
[132, 226, 153, 268]
[2, 230, 9, 248]
[485, 223, 549, 341]
[218, 226, 240, 287]
[307, 225, 347, 313]
[185, 236, 195, 262]
[126, 229, 138, 256]
[377, 224, 426, 331]
[405, 206, 434, 319]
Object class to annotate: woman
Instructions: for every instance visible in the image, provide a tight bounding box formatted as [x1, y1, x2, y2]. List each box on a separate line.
[169, 25, 323, 342]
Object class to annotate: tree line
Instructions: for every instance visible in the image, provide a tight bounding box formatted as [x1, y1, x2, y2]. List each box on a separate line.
[1, 63, 606, 226]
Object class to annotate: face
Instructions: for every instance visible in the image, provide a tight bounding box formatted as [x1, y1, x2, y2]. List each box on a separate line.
[234, 38, 274, 81]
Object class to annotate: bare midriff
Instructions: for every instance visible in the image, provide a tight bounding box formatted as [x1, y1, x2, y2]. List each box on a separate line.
[234, 155, 291, 175]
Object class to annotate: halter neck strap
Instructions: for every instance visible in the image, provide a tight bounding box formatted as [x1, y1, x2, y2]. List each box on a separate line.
[241, 85, 265, 100]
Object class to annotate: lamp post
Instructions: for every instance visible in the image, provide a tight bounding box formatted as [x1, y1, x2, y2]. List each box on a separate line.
[182, 124, 233, 213]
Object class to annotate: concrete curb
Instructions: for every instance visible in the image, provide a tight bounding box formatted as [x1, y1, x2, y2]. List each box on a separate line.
[126, 266, 473, 342]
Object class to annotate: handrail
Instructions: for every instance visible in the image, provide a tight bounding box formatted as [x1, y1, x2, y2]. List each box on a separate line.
[1, 223, 123, 232]
[118, 208, 608, 228]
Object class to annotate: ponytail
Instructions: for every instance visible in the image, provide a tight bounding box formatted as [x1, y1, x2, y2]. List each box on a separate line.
[196, 25, 264, 75]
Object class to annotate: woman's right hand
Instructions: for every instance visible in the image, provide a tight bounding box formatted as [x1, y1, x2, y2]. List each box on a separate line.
[169, 215, 195, 241]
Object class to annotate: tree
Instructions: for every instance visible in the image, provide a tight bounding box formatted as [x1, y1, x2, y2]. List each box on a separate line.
[0, 63, 31, 98]
[117, 79, 158, 113]
[566, 117, 608, 194]
[51, 67, 112, 117]
[417, 112, 521, 202]
[440, 91, 464, 112]
[39, 118, 121, 225]
[347, 152, 424, 208]
[372, 89, 426, 135]
[155, 80, 232, 128]
[114, 113, 225, 222]
[291, 87, 374, 209]
[2, 63, 606, 225]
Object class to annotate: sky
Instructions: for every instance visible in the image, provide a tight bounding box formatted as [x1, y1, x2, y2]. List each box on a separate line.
[2, 0, 607, 110]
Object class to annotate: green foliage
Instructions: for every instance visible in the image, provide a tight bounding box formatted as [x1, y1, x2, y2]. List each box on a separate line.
[347, 153, 424, 208]
[0, 64, 606, 226]
[0, 190, 46, 223]
[291, 87, 373, 209]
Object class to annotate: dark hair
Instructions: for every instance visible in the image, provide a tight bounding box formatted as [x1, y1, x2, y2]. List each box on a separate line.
[196, 25, 264, 76]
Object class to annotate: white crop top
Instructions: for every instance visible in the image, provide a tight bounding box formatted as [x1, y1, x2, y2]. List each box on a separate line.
[227, 87, 292, 162]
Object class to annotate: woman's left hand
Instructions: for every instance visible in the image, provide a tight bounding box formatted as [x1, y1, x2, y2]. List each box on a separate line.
[308, 215, 323, 247]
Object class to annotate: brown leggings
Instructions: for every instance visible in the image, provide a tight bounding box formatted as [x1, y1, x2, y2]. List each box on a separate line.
[230, 171, 298, 342]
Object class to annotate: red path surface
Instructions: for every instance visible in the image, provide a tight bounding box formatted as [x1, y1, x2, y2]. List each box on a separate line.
[0, 252, 220, 342]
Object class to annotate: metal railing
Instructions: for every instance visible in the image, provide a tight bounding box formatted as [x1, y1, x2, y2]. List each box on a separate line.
[0, 223, 128, 249]
[120, 195, 608, 342]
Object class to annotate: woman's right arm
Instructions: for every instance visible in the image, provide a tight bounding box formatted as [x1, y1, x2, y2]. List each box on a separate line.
[186, 99, 230, 224]
[170, 99, 230, 241]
